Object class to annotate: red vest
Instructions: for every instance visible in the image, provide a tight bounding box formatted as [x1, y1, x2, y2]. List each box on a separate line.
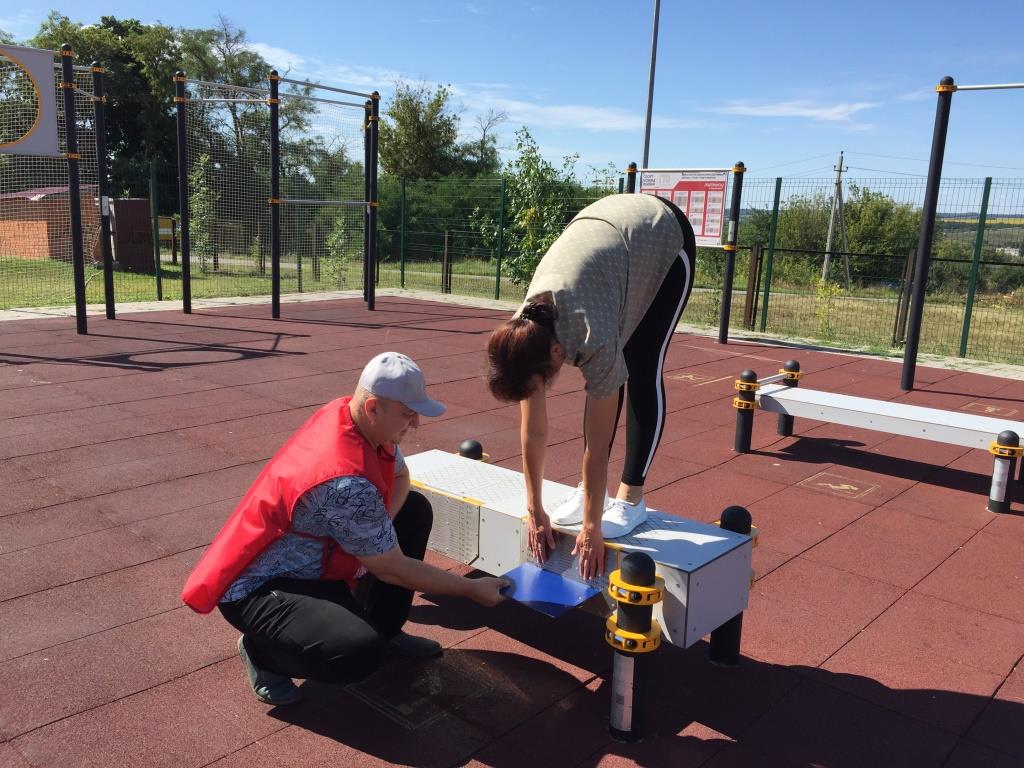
[181, 396, 395, 614]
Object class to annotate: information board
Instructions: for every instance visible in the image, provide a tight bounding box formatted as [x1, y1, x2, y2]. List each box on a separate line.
[639, 169, 730, 248]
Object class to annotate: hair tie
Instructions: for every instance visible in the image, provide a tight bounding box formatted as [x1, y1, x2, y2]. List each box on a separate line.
[520, 303, 555, 334]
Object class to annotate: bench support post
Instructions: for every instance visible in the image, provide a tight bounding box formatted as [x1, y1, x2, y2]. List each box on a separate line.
[777, 360, 801, 437]
[989, 430, 1021, 514]
[709, 505, 752, 668]
[733, 370, 757, 453]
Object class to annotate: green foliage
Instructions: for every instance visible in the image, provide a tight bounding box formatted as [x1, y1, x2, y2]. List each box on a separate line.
[379, 81, 504, 179]
[30, 13, 181, 191]
[486, 127, 582, 285]
[188, 153, 219, 272]
[323, 215, 361, 287]
[814, 278, 843, 340]
[379, 81, 461, 179]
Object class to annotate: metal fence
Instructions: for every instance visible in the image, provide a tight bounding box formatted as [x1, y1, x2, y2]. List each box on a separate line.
[744, 177, 1024, 364]
[376, 176, 622, 301]
[5, 124, 1024, 366]
[0, 57, 101, 310]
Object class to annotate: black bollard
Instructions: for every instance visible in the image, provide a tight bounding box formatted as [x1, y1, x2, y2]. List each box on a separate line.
[709, 505, 753, 668]
[988, 430, 1021, 513]
[458, 439, 484, 461]
[733, 370, 758, 453]
[777, 360, 801, 437]
[606, 552, 663, 743]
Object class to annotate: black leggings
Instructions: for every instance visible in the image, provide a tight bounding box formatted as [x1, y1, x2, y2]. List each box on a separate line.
[218, 490, 433, 683]
[585, 197, 696, 487]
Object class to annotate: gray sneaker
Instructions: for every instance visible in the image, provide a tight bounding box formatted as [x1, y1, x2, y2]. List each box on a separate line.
[237, 636, 303, 705]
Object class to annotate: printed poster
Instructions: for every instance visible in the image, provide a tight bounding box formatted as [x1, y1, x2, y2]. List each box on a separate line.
[639, 169, 730, 247]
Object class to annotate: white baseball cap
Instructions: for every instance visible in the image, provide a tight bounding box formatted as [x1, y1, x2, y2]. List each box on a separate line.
[358, 352, 445, 417]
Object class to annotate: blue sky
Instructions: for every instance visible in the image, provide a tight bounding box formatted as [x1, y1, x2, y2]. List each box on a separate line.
[4, 1, 1024, 183]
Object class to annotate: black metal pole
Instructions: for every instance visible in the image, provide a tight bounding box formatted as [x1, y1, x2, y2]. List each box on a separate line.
[641, 0, 660, 169]
[902, 77, 955, 391]
[91, 63, 115, 320]
[709, 505, 752, 667]
[718, 162, 745, 344]
[61, 46, 88, 334]
[608, 552, 660, 743]
[269, 71, 281, 319]
[363, 100, 372, 304]
[368, 92, 380, 311]
[988, 430, 1019, 514]
[777, 360, 800, 437]
[174, 71, 192, 314]
[626, 162, 637, 193]
[149, 160, 163, 301]
[733, 369, 757, 453]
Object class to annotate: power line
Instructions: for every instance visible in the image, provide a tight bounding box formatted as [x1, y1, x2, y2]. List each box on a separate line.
[847, 150, 1024, 173]
[845, 165, 927, 177]
[756, 152, 837, 172]
[783, 166, 834, 178]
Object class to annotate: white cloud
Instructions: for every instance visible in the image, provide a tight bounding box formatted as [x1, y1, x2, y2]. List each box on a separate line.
[468, 93, 703, 133]
[702, 99, 879, 122]
[245, 43, 306, 71]
[0, 10, 43, 39]
[897, 89, 934, 101]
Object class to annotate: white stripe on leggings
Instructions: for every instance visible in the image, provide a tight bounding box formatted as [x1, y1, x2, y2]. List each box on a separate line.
[640, 250, 693, 478]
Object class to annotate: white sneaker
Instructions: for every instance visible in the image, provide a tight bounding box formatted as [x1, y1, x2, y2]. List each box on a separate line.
[549, 483, 607, 526]
[601, 498, 648, 538]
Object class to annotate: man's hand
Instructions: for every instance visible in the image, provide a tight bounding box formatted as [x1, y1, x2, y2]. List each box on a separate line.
[469, 576, 512, 607]
[528, 508, 558, 563]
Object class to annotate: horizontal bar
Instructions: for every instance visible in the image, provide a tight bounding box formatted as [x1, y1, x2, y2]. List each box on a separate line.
[279, 198, 369, 206]
[280, 92, 365, 109]
[758, 373, 788, 386]
[51, 62, 94, 73]
[640, 167, 733, 173]
[190, 98, 267, 104]
[955, 83, 1024, 91]
[185, 77, 269, 95]
[277, 76, 373, 99]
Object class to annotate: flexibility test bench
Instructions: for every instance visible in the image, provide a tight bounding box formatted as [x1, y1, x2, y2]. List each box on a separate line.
[732, 360, 1024, 513]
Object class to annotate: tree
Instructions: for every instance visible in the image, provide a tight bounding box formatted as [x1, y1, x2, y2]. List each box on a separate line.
[456, 109, 507, 177]
[379, 80, 462, 178]
[30, 13, 180, 191]
[472, 127, 582, 284]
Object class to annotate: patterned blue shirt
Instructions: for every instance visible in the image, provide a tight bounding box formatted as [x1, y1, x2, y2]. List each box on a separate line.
[220, 448, 406, 602]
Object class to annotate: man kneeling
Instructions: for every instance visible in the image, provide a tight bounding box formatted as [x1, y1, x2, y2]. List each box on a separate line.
[181, 352, 509, 705]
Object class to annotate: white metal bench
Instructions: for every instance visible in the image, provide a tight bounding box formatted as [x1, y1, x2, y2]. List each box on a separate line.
[732, 362, 1024, 512]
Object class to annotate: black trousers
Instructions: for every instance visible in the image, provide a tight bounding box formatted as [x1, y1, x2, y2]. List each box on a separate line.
[586, 198, 697, 486]
[218, 490, 433, 683]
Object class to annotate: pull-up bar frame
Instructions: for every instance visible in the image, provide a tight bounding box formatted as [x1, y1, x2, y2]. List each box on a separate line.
[901, 78, 1024, 390]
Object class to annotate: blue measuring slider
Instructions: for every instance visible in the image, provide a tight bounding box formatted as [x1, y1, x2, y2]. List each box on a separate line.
[500, 562, 601, 618]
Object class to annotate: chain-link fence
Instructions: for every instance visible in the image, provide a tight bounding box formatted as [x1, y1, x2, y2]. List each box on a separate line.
[278, 85, 367, 295]
[0, 56, 101, 309]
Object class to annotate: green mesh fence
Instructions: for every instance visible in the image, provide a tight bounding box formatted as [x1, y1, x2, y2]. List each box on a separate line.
[745, 176, 1024, 362]
[0, 57, 101, 310]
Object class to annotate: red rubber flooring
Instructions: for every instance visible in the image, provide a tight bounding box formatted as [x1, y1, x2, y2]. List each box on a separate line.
[1, 296, 1022, 768]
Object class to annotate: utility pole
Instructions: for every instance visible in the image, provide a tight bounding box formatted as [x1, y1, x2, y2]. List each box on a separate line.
[822, 151, 850, 287]
[641, 0, 660, 168]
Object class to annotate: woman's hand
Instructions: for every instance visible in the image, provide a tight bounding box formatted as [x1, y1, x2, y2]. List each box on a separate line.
[528, 508, 557, 563]
[572, 527, 605, 580]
